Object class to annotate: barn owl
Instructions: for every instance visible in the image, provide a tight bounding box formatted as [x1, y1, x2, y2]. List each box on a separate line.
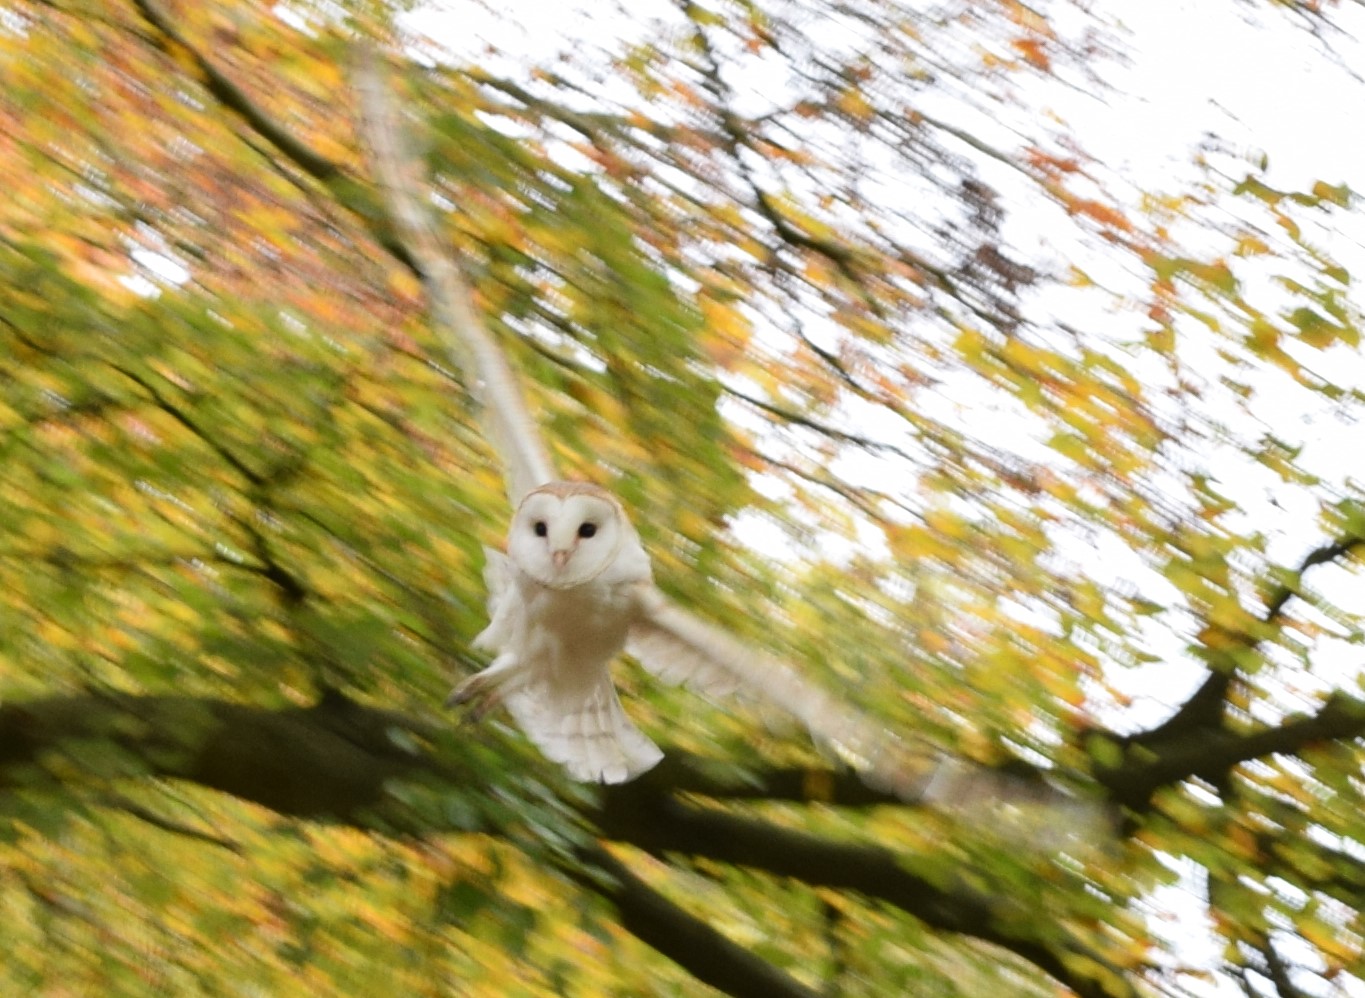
[356, 55, 1100, 829]
[446, 479, 920, 786]
[445, 480, 867, 783]
[446, 482, 663, 782]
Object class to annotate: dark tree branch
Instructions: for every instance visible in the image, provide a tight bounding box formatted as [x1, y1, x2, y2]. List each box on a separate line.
[1133, 535, 1365, 748]
[236, 511, 310, 607]
[110, 363, 265, 488]
[1257, 935, 1311, 998]
[722, 384, 920, 465]
[0, 692, 437, 823]
[0, 690, 1120, 997]
[821, 895, 849, 995]
[128, 0, 340, 185]
[455, 68, 712, 149]
[641, 749, 1080, 813]
[677, 0, 884, 318]
[1211, 871, 1313, 998]
[26, 0, 160, 43]
[98, 790, 242, 853]
[596, 783, 1137, 998]
[106, 363, 312, 607]
[746, 445, 901, 524]
[128, 0, 421, 279]
[1258, 824, 1365, 909]
[568, 844, 822, 998]
[0, 376, 123, 444]
[639, 751, 901, 806]
[1097, 692, 1365, 811]
[681, 17, 1023, 333]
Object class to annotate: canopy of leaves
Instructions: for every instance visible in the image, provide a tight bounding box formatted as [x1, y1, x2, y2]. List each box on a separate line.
[2, 0, 1364, 995]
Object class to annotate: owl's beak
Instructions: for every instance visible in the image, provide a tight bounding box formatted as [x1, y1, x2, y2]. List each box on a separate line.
[551, 549, 571, 570]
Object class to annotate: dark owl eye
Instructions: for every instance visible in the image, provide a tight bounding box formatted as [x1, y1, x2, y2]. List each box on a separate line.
[577, 522, 597, 539]
[533, 521, 548, 537]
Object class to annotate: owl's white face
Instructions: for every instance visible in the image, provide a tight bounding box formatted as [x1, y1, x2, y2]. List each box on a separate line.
[507, 483, 630, 588]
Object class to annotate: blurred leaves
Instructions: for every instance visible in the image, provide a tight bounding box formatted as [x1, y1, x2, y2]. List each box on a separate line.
[3, 0, 1365, 996]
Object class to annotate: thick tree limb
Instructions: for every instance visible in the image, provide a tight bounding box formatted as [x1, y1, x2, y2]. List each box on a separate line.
[0, 690, 1120, 996]
[597, 783, 1137, 998]
[568, 844, 822, 998]
[1132, 534, 1365, 747]
[0, 689, 816, 995]
[643, 748, 1078, 814]
[642, 752, 900, 806]
[0, 692, 436, 822]
[1097, 692, 1365, 810]
[1089, 533, 1365, 812]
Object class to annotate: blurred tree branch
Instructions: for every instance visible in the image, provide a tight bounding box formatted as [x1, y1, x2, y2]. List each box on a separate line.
[1134, 533, 1365, 746]
[128, 0, 340, 186]
[1098, 692, 1365, 812]
[1089, 531, 1365, 811]
[597, 781, 1136, 998]
[0, 688, 1116, 997]
[127, 0, 420, 276]
[566, 843, 823, 998]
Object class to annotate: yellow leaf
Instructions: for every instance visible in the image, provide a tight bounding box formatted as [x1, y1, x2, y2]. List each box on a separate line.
[835, 87, 875, 123]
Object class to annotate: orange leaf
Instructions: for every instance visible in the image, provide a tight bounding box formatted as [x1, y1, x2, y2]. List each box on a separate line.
[1011, 38, 1051, 71]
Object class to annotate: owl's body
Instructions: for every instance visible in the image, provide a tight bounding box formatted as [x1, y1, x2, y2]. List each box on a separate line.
[450, 481, 936, 795]
[451, 482, 664, 783]
[451, 480, 871, 784]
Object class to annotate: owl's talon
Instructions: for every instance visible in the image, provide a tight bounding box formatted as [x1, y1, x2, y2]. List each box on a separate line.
[468, 690, 502, 722]
[446, 677, 503, 723]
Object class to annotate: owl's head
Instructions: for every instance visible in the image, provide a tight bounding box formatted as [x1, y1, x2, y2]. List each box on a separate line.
[507, 482, 635, 588]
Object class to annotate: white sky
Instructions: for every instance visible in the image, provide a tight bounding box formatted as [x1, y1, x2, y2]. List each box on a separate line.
[1094, 2, 1365, 190]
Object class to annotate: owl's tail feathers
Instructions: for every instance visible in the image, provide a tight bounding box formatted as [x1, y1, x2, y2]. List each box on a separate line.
[505, 679, 663, 785]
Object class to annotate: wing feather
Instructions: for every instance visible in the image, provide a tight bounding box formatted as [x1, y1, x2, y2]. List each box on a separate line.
[627, 585, 1106, 830]
[471, 547, 515, 653]
[627, 584, 885, 768]
[354, 49, 556, 507]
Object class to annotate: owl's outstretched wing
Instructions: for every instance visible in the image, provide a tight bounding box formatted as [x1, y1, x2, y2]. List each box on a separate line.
[627, 584, 934, 795]
[354, 48, 555, 508]
[628, 583, 1100, 823]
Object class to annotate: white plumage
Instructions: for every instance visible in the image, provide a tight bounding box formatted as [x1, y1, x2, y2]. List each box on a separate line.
[448, 482, 663, 782]
[447, 480, 899, 786]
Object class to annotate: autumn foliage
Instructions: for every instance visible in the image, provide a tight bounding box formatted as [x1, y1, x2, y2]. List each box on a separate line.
[2, 1, 1364, 996]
